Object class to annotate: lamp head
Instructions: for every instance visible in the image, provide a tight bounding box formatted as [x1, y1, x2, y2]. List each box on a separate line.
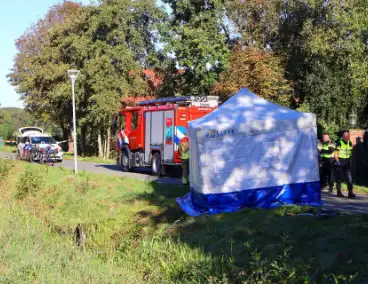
[348, 112, 357, 128]
[67, 69, 80, 81]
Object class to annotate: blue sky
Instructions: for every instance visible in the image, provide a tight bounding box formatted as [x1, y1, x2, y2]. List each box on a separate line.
[0, 0, 91, 108]
[0, 0, 169, 108]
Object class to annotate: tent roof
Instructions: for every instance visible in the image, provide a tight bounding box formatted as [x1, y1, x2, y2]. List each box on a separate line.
[189, 88, 315, 135]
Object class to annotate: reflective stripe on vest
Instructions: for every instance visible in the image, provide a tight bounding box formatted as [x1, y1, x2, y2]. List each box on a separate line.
[338, 140, 352, 159]
[320, 142, 334, 158]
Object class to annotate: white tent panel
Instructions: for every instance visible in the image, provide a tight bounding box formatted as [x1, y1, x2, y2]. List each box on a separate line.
[178, 88, 321, 216]
[190, 127, 319, 194]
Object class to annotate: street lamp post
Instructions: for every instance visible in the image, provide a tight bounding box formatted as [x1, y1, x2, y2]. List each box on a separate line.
[67, 69, 80, 174]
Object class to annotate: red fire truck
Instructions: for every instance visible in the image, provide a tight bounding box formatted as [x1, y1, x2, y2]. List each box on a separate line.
[115, 96, 219, 175]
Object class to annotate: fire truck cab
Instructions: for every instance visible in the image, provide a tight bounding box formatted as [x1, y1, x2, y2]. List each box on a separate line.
[115, 96, 219, 176]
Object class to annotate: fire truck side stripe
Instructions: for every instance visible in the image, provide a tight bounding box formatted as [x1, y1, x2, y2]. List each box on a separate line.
[174, 126, 186, 145]
[117, 130, 129, 150]
[122, 130, 129, 144]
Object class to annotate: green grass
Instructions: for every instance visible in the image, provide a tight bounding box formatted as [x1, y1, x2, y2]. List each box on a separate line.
[63, 152, 116, 164]
[350, 184, 368, 194]
[0, 145, 16, 153]
[1, 159, 368, 283]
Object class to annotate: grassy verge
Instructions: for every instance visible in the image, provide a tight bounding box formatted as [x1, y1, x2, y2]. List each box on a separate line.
[63, 152, 115, 164]
[0, 145, 16, 153]
[0, 146, 116, 164]
[1, 159, 368, 283]
[349, 184, 368, 194]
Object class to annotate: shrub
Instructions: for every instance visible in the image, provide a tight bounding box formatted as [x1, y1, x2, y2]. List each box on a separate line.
[0, 159, 14, 182]
[16, 166, 43, 199]
[317, 120, 341, 141]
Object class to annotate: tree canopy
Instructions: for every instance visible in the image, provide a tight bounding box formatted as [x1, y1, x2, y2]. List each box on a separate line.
[9, 0, 165, 157]
[212, 45, 292, 106]
[161, 0, 230, 95]
[0, 107, 61, 140]
[8, 0, 368, 156]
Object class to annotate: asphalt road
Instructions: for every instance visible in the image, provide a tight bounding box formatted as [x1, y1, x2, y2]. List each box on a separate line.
[0, 151, 181, 185]
[322, 191, 368, 214]
[1, 150, 368, 214]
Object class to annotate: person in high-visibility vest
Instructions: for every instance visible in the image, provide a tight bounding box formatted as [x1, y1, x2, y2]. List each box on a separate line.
[178, 137, 190, 185]
[319, 133, 335, 192]
[334, 130, 355, 198]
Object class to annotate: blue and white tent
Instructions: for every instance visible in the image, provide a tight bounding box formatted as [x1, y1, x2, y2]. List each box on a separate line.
[177, 88, 321, 216]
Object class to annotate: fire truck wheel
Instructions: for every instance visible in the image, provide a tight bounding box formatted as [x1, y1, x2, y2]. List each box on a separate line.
[151, 152, 162, 176]
[120, 147, 131, 172]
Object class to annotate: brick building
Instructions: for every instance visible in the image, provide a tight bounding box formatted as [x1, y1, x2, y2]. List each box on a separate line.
[350, 129, 365, 146]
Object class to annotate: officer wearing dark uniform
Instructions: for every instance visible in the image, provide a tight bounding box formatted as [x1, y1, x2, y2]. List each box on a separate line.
[319, 133, 335, 192]
[334, 131, 356, 198]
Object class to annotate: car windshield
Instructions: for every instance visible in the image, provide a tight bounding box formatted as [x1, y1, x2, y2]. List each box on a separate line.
[31, 136, 56, 144]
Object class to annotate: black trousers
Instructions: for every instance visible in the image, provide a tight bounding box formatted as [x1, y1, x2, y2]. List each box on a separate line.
[320, 158, 334, 189]
[335, 159, 353, 191]
[181, 159, 189, 181]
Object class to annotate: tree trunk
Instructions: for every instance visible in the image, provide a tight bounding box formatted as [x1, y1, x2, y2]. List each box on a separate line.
[80, 125, 87, 157]
[98, 129, 103, 158]
[103, 128, 107, 160]
[61, 127, 69, 152]
[92, 127, 97, 156]
[68, 130, 74, 154]
[106, 127, 111, 160]
[103, 137, 107, 160]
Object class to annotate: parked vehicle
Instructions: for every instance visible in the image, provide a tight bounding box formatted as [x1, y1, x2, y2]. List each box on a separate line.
[16, 127, 63, 163]
[29, 143, 59, 165]
[114, 96, 219, 175]
[16, 127, 44, 145]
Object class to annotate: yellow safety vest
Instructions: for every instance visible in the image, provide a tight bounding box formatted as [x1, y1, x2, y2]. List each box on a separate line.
[179, 139, 190, 160]
[320, 142, 335, 159]
[337, 140, 353, 159]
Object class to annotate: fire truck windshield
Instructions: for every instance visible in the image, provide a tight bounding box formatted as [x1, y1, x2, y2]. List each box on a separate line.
[132, 112, 139, 130]
[120, 115, 126, 130]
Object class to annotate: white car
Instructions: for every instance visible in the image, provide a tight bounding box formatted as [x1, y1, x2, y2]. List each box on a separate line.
[17, 127, 63, 163]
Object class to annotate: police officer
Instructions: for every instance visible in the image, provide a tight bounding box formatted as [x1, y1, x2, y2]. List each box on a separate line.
[319, 133, 335, 192]
[334, 130, 356, 198]
[178, 137, 190, 185]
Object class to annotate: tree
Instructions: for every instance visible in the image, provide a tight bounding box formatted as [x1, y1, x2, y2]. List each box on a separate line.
[0, 104, 3, 124]
[299, 0, 368, 128]
[225, 0, 368, 129]
[0, 107, 60, 141]
[212, 45, 292, 106]
[76, 0, 165, 158]
[225, 0, 282, 49]
[8, 1, 82, 150]
[162, 0, 230, 95]
[9, 0, 165, 158]
[304, 60, 352, 132]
